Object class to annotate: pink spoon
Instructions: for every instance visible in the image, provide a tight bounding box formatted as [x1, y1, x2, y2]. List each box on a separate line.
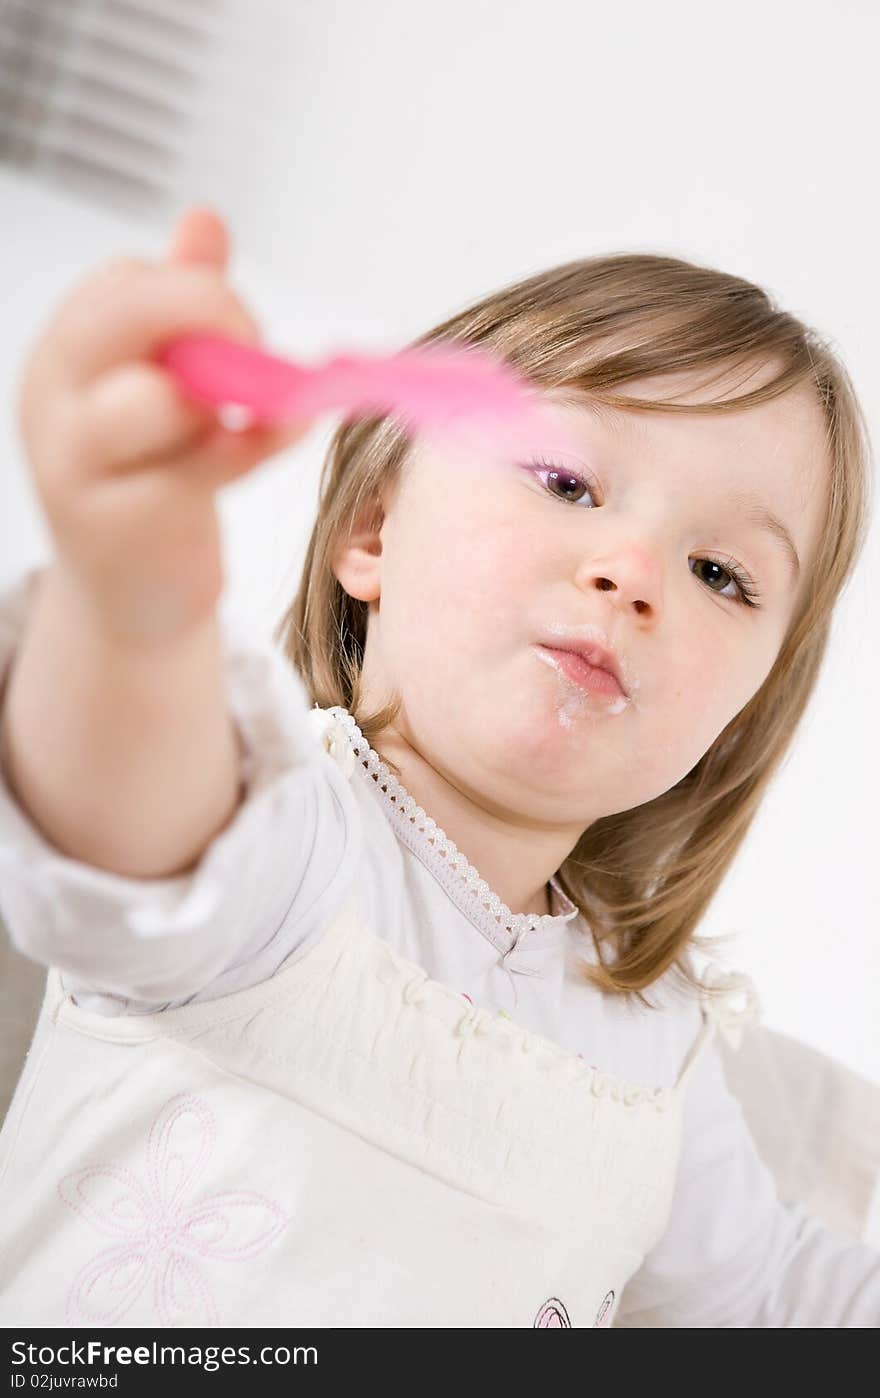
[155, 335, 578, 457]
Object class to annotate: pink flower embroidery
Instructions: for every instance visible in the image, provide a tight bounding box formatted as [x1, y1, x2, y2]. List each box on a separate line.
[535, 1297, 571, 1327]
[594, 1289, 615, 1327]
[533, 1290, 616, 1327]
[58, 1093, 288, 1327]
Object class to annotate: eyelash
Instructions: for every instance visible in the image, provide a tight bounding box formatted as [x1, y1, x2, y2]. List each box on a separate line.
[526, 458, 764, 610]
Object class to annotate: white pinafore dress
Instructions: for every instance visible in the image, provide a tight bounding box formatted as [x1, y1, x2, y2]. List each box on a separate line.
[0, 720, 757, 1329]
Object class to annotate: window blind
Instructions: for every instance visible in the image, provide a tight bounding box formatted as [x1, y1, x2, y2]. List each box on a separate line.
[0, 0, 261, 221]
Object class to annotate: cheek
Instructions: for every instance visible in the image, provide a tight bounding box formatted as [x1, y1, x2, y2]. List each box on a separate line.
[646, 638, 770, 785]
[386, 487, 526, 647]
[452, 520, 526, 623]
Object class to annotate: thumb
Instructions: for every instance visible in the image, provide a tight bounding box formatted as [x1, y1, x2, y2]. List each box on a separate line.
[166, 205, 230, 272]
[163, 204, 263, 349]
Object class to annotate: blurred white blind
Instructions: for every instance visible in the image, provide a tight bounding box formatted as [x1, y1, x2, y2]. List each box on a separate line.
[0, 0, 289, 225]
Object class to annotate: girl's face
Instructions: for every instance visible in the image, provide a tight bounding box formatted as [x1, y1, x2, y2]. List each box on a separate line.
[336, 367, 828, 835]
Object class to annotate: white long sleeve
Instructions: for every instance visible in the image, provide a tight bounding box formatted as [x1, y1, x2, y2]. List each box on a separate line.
[617, 1028, 880, 1327]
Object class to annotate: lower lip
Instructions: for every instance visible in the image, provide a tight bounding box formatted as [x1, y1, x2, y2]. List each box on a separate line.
[535, 645, 626, 699]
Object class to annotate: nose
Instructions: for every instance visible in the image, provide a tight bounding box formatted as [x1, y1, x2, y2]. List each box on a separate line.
[574, 540, 662, 617]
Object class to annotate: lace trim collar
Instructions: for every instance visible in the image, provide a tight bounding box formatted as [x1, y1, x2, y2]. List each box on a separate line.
[318, 706, 580, 956]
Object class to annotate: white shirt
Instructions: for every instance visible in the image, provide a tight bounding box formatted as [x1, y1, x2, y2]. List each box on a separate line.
[0, 567, 878, 1327]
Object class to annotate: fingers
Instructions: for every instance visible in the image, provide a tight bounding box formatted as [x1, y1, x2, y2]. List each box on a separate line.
[64, 363, 217, 479]
[18, 206, 313, 512]
[166, 205, 230, 271]
[88, 416, 313, 499]
[51, 358, 310, 490]
[44, 257, 262, 392]
[174, 417, 314, 493]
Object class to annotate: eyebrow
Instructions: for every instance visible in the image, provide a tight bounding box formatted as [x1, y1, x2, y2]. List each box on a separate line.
[724, 490, 801, 583]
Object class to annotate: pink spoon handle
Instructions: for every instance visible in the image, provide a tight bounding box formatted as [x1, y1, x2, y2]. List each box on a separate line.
[155, 334, 571, 454]
[155, 331, 584, 458]
[156, 336, 312, 422]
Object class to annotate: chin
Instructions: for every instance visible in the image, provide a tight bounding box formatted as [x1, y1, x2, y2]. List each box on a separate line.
[480, 702, 587, 777]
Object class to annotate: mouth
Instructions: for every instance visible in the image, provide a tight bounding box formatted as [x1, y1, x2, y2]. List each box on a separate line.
[533, 642, 629, 701]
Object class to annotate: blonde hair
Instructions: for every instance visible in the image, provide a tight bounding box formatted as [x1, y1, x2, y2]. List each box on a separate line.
[274, 254, 873, 1006]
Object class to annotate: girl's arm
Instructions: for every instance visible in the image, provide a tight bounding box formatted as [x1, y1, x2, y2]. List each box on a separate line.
[0, 564, 243, 880]
[616, 1028, 880, 1327]
[4, 208, 307, 883]
[0, 567, 361, 1010]
[0, 210, 352, 1010]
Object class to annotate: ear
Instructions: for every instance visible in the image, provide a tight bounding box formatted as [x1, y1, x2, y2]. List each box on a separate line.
[331, 493, 385, 605]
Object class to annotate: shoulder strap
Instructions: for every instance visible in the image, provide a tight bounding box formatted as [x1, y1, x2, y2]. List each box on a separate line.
[674, 963, 762, 1092]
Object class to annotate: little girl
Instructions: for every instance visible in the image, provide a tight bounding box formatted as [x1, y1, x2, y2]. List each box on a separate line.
[0, 207, 877, 1328]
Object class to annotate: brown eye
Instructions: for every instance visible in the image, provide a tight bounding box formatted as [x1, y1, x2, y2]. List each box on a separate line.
[691, 556, 762, 608]
[529, 459, 598, 507]
[547, 470, 589, 502]
[693, 558, 733, 592]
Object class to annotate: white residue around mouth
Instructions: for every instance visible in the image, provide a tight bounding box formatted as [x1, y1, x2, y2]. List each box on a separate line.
[532, 645, 633, 728]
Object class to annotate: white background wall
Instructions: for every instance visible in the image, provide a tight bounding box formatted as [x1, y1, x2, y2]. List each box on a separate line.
[1, 0, 877, 1081]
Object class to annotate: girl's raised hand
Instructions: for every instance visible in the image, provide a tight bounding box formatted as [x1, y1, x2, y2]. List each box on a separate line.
[16, 206, 309, 646]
